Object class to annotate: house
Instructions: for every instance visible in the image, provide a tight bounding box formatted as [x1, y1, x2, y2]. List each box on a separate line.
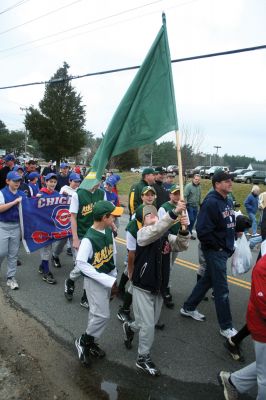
[247, 163, 266, 171]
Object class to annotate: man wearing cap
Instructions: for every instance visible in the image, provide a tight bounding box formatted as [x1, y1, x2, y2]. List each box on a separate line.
[122, 202, 189, 376]
[0, 154, 16, 189]
[51, 172, 82, 269]
[0, 171, 26, 290]
[184, 174, 201, 240]
[75, 200, 123, 366]
[153, 166, 169, 209]
[55, 162, 71, 191]
[128, 167, 155, 219]
[181, 171, 237, 339]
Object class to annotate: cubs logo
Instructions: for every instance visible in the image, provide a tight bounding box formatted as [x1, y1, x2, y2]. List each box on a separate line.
[51, 206, 71, 230]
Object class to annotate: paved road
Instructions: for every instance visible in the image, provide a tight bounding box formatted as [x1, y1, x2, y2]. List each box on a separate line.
[0, 214, 257, 399]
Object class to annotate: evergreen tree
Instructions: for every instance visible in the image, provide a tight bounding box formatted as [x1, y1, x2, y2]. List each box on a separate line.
[25, 62, 86, 163]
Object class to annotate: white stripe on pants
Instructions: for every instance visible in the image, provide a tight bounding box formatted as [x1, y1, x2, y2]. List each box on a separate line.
[0, 221, 20, 279]
[130, 286, 163, 356]
[84, 277, 111, 339]
[231, 340, 266, 399]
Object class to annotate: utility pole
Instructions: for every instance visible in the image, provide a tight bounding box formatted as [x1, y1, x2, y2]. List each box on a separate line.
[214, 146, 221, 163]
[20, 107, 29, 156]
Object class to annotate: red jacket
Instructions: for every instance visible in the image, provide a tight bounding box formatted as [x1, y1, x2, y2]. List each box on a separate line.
[246, 254, 266, 343]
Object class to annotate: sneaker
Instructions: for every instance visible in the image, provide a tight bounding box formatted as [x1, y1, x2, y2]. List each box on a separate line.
[6, 277, 19, 290]
[217, 371, 238, 400]
[163, 294, 174, 309]
[224, 338, 242, 361]
[180, 307, 206, 321]
[80, 298, 89, 309]
[52, 255, 61, 268]
[64, 279, 75, 301]
[38, 264, 43, 274]
[123, 321, 134, 349]
[220, 328, 238, 339]
[136, 354, 160, 376]
[42, 272, 56, 284]
[87, 342, 106, 358]
[66, 248, 73, 256]
[117, 307, 132, 323]
[75, 337, 91, 366]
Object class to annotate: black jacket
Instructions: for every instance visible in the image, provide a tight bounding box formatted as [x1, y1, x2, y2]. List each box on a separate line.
[132, 234, 170, 294]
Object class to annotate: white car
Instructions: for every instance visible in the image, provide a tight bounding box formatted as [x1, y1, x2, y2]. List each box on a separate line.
[205, 166, 229, 178]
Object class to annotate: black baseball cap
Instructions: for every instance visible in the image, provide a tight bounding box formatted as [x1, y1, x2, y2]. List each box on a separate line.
[212, 170, 233, 186]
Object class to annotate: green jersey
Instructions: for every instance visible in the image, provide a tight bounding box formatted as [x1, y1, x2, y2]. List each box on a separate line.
[84, 227, 115, 274]
[76, 188, 104, 239]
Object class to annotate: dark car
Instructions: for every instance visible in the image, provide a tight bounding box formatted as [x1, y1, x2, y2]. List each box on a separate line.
[251, 171, 266, 184]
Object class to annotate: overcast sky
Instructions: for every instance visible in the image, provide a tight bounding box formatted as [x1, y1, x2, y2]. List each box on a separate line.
[0, 0, 265, 160]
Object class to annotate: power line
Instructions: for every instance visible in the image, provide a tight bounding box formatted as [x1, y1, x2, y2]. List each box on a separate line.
[0, 0, 163, 54]
[0, 0, 84, 36]
[0, 0, 198, 61]
[0, 0, 30, 16]
[0, 44, 265, 90]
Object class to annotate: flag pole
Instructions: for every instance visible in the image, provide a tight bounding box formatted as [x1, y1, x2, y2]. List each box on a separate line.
[176, 130, 184, 200]
[176, 129, 188, 231]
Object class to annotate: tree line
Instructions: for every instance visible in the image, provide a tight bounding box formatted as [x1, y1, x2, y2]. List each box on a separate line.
[1, 62, 265, 171]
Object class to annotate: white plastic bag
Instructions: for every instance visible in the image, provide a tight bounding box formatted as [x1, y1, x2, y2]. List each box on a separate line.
[231, 234, 252, 276]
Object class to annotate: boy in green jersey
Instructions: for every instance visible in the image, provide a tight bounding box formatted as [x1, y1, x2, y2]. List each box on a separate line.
[75, 200, 123, 366]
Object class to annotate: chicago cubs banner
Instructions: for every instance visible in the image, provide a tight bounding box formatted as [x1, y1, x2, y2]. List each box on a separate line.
[19, 195, 72, 253]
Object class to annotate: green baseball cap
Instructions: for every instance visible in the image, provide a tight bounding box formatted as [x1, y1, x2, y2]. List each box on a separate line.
[141, 186, 156, 195]
[142, 167, 155, 175]
[93, 200, 124, 219]
[169, 184, 180, 194]
[135, 204, 158, 224]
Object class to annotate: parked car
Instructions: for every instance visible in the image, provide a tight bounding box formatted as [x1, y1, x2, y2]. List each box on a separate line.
[204, 166, 229, 179]
[234, 170, 257, 183]
[130, 166, 146, 173]
[250, 171, 266, 184]
[185, 165, 204, 178]
[167, 165, 178, 174]
[231, 168, 251, 181]
[199, 166, 212, 178]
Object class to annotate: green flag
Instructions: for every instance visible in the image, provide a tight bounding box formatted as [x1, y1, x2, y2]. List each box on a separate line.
[80, 14, 178, 190]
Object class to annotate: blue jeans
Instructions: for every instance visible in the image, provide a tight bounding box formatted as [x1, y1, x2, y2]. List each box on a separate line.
[187, 206, 198, 234]
[183, 249, 232, 330]
[248, 212, 257, 235]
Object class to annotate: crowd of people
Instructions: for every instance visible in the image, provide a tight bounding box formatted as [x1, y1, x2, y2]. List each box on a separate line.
[0, 155, 265, 399]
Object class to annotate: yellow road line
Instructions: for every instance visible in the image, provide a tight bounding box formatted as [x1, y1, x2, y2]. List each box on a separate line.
[116, 236, 251, 290]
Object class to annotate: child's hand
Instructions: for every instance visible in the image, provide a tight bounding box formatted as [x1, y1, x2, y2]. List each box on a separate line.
[110, 281, 119, 299]
[14, 196, 22, 205]
[73, 237, 80, 250]
[174, 200, 186, 215]
[180, 215, 189, 227]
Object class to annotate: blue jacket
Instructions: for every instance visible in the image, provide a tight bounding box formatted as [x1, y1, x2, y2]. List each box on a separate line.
[244, 193, 259, 215]
[196, 190, 235, 254]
